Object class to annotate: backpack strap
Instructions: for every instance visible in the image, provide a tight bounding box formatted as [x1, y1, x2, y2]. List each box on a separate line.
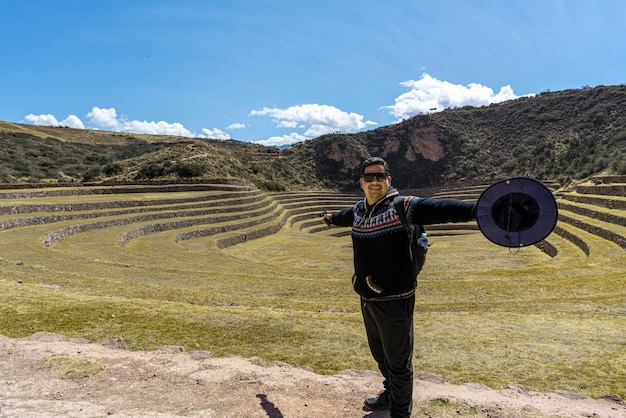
[394, 195, 428, 280]
[393, 195, 411, 232]
[394, 195, 427, 237]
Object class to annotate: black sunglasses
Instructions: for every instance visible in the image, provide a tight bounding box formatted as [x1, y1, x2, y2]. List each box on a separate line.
[361, 172, 388, 182]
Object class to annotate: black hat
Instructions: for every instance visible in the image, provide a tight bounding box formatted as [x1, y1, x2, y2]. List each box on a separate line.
[476, 177, 558, 247]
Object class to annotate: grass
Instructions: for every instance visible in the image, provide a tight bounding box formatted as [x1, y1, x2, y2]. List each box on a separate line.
[413, 399, 483, 417]
[43, 353, 105, 380]
[0, 187, 624, 400]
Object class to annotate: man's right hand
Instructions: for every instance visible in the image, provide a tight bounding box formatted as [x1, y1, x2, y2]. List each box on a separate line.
[320, 212, 332, 226]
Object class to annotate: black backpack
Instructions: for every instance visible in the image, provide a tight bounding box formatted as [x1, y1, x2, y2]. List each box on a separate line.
[393, 196, 428, 280]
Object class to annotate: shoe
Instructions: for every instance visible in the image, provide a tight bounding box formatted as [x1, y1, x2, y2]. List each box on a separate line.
[363, 390, 391, 411]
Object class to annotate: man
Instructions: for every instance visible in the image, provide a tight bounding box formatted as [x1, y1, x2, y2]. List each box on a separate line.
[323, 157, 476, 418]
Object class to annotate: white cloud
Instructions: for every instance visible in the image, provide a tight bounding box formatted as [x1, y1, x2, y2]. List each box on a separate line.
[21, 74, 526, 149]
[62, 115, 85, 129]
[25, 113, 60, 126]
[86, 107, 119, 129]
[85, 107, 195, 136]
[124, 120, 194, 136]
[383, 73, 522, 120]
[249, 104, 377, 147]
[201, 128, 231, 140]
[25, 106, 228, 139]
[227, 122, 246, 130]
[276, 120, 299, 129]
[24, 113, 85, 129]
[254, 132, 309, 148]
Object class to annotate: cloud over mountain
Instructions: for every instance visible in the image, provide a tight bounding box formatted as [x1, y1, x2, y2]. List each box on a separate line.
[22, 74, 526, 148]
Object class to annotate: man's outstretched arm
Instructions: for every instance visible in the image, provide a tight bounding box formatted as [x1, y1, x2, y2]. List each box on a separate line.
[408, 197, 477, 225]
[323, 207, 354, 227]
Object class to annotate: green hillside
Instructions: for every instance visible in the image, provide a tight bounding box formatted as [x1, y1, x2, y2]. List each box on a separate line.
[1, 84, 625, 191]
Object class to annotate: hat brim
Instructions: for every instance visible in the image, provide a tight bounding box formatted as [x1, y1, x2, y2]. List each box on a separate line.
[476, 177, 558, 247]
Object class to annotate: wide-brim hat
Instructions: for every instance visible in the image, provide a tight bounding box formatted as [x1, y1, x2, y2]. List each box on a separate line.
[476, 177, 558, 247]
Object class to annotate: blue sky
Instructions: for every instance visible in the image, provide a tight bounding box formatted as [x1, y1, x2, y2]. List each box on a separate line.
[1, 1, 624, 147]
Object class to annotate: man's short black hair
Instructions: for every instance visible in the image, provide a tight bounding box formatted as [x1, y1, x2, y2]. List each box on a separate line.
[362, 157, 389, 175]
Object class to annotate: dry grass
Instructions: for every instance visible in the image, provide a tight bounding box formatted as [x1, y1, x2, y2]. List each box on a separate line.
[43, 353, 105, 380]
[0, 187, 624, 399]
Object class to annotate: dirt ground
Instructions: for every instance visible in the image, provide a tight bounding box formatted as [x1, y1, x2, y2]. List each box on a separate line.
[1, 332, 624, 418]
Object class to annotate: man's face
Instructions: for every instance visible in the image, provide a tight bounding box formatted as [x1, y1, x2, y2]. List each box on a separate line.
[360, 164, 391, 205]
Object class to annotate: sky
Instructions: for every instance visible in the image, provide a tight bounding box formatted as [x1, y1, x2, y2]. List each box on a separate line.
[1, 1, 625, 148]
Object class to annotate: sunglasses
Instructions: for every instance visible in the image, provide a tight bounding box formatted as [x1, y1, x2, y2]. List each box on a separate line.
[361, 172, 389, 182]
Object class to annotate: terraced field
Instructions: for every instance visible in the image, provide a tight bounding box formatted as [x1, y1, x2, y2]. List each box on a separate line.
[0, 177, 624, 398]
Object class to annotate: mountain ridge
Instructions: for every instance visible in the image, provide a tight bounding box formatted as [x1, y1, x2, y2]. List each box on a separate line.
[1, 84, 624, 191]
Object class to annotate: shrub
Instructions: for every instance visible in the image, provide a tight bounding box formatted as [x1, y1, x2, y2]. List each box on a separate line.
[135, 163, 165, 179]
[261, 180, 286, 191]
[172, 162, 205, 178]
[103, 163, 124, 176]
[82, 166, 102, 181]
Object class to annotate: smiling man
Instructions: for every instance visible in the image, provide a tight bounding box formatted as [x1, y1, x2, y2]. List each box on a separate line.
[360, 162, 390, 204]
[323, 156, 477, 418]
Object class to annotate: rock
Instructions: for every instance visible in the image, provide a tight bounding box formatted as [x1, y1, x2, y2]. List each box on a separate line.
[100, 338, 129, 350]
[25, 332, 67, 342]
[190, 350, 214, 360]
[599, 394, 625, 405]
[415, 371, 449, 384]
[158, 345, 184, 353]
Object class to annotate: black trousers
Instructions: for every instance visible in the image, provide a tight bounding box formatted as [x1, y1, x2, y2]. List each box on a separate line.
[361, 295, 415, 418]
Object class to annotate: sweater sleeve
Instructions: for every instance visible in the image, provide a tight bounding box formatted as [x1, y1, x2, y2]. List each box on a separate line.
[330, 206, 355, 227]
[407, 197, 477, 225]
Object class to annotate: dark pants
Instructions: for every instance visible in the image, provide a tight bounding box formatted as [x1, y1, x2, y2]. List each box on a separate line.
[361, 295, 415, 418]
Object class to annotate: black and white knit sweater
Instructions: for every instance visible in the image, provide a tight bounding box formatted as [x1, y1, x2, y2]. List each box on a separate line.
[330, 187, 476, 301]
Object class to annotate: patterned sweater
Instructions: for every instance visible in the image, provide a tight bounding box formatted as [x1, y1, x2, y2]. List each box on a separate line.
[330, 188, 476, 300]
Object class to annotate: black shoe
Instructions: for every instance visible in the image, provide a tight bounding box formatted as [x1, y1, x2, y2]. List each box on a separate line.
[363, 390, 391, 411]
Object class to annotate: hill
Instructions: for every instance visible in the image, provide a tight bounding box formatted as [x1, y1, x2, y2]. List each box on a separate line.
[290, 84, 626, 190]
[1, 84, 625, 191]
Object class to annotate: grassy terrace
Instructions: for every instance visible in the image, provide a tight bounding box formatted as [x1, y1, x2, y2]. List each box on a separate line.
[0, 180, 624, 399]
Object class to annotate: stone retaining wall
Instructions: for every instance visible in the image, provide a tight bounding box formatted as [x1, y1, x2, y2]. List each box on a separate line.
[575, 184, 626, 196]
[0, 190, 263, 215]
[590, 175, 626, 183]
[552, 225, 590, 256]
[43, 202, 277, 247]
[0, 195, 268, 231]
[118, 204, 279, 246]
[173, 211, 287, 248]
[558, 214, 626, 250]
[535, 239, 558, 257]
[9, 184, 625, 254]
[0, 179, 250, 190]
[559, 194, 626, 210]
[215, 215, 288, 249]
[288, 206, 351, 228]
[0, 183, 249, 200]
[558, 202, 626, 227]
